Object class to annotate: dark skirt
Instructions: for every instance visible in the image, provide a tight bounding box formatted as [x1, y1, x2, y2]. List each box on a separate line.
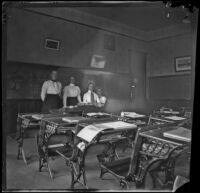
[67, 97, 78, 106]
[42, 94, 60, 113]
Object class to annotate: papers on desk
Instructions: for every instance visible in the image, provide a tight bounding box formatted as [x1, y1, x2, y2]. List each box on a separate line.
[32, 114, 43, 120]
[86, 112, 110, 117]
[77, 121, 136, 143]
[121, 112, 145, 118]
[62, 117, 86, 123]
[162, 111, 179, 115]
[98, 121, 136, 129]
[163, 127, 191, 142]
[164, 116, 186, 121]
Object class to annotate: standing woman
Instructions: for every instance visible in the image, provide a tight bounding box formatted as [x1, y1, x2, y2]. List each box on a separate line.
[63, 76, 81, 107]
[41, 70, 62, 113]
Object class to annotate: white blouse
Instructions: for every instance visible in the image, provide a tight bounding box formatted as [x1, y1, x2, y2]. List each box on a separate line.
[63, 84, 81, 97]
[83, 91, 100, 103]
[99, 96, 107, 104]
[41, 80, 62, 101]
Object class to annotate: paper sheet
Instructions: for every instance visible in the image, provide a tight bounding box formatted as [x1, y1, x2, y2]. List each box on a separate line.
[98, 121, 137, 129]
[62, 116, 86, 123]
[122, 112, 145, 118]
[77, 121, 136, 142]
[32, 114, 44, 120]
[163, 127, 191, 142]
[86, 112, 110, 117]
[164, 116, 186, 121]
[162, 111, 179, 115]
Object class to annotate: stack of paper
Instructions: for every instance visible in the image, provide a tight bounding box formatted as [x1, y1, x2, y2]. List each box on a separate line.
[163, 127, 191, 142]
[62, 117, 86, 123]
[77, 121, 136, 142]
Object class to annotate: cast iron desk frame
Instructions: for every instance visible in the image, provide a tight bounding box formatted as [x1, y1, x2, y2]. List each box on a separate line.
[68, 121, 138, 189]
[133, 126, 191, 190]
[16, 112, 66, 164]
[37, 114, 116, 179]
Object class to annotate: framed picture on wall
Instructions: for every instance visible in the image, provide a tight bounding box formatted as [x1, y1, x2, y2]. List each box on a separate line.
[175, 56, 192, 72]
[90, 54, 106, 69]
[44, 38, 61, 50]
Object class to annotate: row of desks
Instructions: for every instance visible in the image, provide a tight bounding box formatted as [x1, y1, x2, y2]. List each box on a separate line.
[15, 105, 191, 190]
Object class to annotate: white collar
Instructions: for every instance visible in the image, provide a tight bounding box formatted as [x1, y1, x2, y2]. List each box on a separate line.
[69, 83, 75, 86]
[88, 90, 95, 94]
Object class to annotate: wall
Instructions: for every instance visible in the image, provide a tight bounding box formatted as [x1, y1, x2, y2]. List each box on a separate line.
[145, 33, 195, 112]
[146, 34, 192, 76]
[7, 7, 147, 74]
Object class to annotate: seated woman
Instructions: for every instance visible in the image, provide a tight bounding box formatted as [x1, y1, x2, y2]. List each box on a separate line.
[96, 88, 107, 107]
[63, 76, 81, 107]
[83, 80, 100, 105]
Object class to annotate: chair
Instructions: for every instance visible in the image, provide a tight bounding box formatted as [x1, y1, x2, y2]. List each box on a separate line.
[147, 115, 174, 126]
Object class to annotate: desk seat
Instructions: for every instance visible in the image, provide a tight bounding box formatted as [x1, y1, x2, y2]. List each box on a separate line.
[101, 157, 131, 177]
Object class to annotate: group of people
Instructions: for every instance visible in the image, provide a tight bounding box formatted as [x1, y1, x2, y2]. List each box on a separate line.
[40, 70, 107, 112]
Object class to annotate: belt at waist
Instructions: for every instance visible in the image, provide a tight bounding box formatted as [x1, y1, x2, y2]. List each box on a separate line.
[67, 96, 78, 98]
[46, 94, 59, 96]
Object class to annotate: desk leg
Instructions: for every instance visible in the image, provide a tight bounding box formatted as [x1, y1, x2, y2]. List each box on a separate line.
[21, 147, 27, 165]
[17, 131, 28, 165]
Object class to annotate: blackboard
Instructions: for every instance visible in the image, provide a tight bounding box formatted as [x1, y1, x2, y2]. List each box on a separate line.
[148, 74, 192, 100]
[6, 62, 131, 100]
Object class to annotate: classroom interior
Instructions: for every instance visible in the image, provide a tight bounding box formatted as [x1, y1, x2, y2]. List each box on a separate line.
[2, 1, 199, 192]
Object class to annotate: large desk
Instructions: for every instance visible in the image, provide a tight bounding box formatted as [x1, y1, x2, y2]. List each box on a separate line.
[37, 112, 116, 179]
[16, 104, 105, 164]
[68, 120, 138, 189]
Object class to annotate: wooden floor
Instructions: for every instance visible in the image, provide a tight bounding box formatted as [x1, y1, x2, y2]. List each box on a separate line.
[5, 135, 159, 191]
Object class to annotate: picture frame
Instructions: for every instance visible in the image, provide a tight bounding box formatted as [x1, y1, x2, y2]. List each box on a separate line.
[90, 54, 106, 69]
[175, 56, 192, 72]
[44, 38, 61, 50]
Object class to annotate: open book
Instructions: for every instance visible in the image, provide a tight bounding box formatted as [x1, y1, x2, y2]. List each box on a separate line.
[163, 127, 191, 142]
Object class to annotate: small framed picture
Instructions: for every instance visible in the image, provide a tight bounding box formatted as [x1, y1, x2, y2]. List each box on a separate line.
[44, 38, 61, 50]
[175, 56, 192, 72]
[90, 54, 106, 69]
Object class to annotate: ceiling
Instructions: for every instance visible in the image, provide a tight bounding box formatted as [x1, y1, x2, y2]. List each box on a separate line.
[72, 2, 191, 31]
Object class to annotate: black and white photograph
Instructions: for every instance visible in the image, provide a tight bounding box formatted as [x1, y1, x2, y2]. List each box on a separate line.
[2, 1, 199, 192]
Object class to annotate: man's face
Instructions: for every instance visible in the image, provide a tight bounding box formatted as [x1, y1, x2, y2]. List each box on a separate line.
[51, 71, 58, 81]
[88, 83, 94, 91]
[70, 77, 75, 84]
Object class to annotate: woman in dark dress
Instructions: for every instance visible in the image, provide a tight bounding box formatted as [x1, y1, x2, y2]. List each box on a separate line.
[41, 70, 62, 113]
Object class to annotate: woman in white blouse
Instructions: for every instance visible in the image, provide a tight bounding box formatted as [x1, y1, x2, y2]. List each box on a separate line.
[83, 81, 99, 104]
[63, 76, 81, 107]
[96, 88, 107, 107]
[40, 70, 62, 112]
